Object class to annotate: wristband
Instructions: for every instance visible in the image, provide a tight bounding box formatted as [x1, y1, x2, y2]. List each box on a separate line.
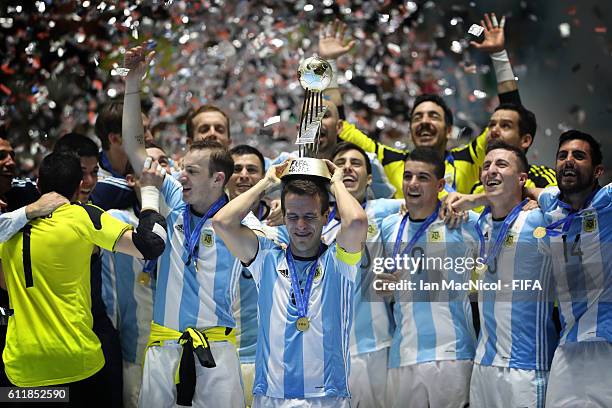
[328, 59, 339, 88]
[140, 185, 160, 212]
[490, 50, 515, 84]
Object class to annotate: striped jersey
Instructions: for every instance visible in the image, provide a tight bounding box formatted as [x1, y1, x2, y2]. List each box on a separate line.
[321, 198, 401, 355]
[101, 208, 155, 365]
[538, 184, 612, 344]
[234, 222, 288, 364]
[381, 212, 480, 368]
[474, 209, 558, 371]
[154, 176, 258, 331]
[245, 236, 359, 399]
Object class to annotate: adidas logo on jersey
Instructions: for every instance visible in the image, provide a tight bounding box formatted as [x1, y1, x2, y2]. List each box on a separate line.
[175, 224, 184, 234]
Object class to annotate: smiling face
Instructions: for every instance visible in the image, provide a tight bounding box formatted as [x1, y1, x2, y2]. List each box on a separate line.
[191, 111, 230, 148]
[227, 153, 264, 199]
[77, 156, 99, 203]
[410, 101, 450, 152]
[402, 160, 444, 210]
[481, 149, 527, 202]
[487, 109, 532, 151]
[332, 148, 371, 203]
[556, 139, 601, 195]
[284, 192, 328, 257]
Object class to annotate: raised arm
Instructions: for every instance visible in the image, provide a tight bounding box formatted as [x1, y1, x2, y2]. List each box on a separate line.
[326, 160, 368, 253]
[0, 193, 68, 243]
[318, 20, 355, 110]
[213, 162, 289, 264]
[470, 13, 520, 102]
[122, 45, 155, 177]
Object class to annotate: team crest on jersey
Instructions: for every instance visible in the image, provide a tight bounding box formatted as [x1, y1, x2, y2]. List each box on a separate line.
[201, 230, 214, 247]
[444, 172, 454, 186]
[583, 214, 597, 233]
[503, 233, 515, 247]
[428, 229, 442, 242]
[313, 265, 324, 282]
[367, 222, 378, 239]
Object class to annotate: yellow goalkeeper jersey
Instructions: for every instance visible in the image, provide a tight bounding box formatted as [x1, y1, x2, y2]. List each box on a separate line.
[0, 202, 131, 386]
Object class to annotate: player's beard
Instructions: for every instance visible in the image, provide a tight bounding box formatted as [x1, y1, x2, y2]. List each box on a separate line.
[557, 165, 596, 195]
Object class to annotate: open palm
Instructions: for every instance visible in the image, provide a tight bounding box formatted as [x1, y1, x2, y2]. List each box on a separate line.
[470, 13, 505, 54]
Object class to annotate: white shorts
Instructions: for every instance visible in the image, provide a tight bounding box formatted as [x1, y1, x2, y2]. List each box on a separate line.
[348, 348, 388, 408]
[138, 340, 245, 408]
[241, 363, 255, 408]
[470, 363, 547, 408]
[123, 360, 144, 408]
[387, 360, 472, 408]
[252, 395, 349, 408]
[546, 341, 612, 407]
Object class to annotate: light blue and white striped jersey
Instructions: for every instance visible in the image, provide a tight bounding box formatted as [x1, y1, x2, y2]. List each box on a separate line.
[538, 184, 612, 344]
[474, 209, 558, 371]
[155, 176, 258, 331]
[321, 198, 401, 355]
[268, 151, 396, 198]
[101, 208, 155, 365]
[246, 236, 357, 399]
[381, 212, 480, 368]
[234, 222, 288, 364]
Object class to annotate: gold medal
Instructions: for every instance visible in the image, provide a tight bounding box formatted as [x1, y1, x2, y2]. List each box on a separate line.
[138, 272, 151, 285]
[533, 227, 547, 239]
[296, 317, 310, 332]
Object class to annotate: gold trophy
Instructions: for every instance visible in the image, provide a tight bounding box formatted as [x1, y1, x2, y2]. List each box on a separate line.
[281, 56, 333, 181]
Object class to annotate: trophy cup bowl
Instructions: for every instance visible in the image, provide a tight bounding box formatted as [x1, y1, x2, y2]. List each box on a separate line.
[280, 157, 332, 182]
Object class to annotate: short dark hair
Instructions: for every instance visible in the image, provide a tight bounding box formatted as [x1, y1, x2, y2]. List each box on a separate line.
[558, 130, 603, 167]
[95, 101, 123, 151]
[229, 145, 265, 175]
[186, 105, 230, 141]
[38, 152, 83, 200]
[486, 140, 529, 173]
[281, 179, 329, 215]
[189, 139, 234, 187]
[404, 147, 445, 180]
[331, 142, 372, 175]
[494, 103, 537, 147]
[54, 132, 99, 158]
[410, 94, 453, 127]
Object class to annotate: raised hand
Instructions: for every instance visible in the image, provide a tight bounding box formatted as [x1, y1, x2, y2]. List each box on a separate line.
[318, 20, 356, 60]
[140, 157, 166, 189]
[470, 13, 506, 54]
[123, 44, 155, 81]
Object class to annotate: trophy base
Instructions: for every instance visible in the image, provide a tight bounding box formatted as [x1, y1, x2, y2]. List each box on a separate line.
[281, 158, 331, 182]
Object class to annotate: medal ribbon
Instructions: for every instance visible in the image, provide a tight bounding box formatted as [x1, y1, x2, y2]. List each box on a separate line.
[182, 195, 228, 265]
[286, 244, 324, 320]
[475, 199, 528, 265]
[542, 187, 600, 237]
[393, 201, 441, 258]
